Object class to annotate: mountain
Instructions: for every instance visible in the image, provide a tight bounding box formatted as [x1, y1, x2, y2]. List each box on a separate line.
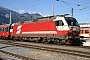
[20, 12, 41, 20]
[0, 6, 42, 25]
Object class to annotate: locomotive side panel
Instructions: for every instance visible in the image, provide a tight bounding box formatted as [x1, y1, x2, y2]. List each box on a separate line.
[12, 20, 57, 37]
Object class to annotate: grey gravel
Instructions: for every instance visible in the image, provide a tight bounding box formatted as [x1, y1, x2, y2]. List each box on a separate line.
[0, 52, 22, 60]
[0, 44, 90, 60]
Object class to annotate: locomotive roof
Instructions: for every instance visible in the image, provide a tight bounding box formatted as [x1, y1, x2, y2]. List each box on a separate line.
[0, 24, 10, 28]
[0, 25, 9, 28]
[15, 14, 73, 24]
[34, 16, 56, 22]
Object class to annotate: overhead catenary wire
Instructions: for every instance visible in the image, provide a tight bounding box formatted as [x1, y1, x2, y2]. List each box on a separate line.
[38, 0, 82, 16]
[1, 0, 89, 15]
[52, 0, 90, 23]
[31, 0, 90, 18]
[1, 0, 90, 22]
[54, 0, 90, 16]
[2, 0, 88, 16]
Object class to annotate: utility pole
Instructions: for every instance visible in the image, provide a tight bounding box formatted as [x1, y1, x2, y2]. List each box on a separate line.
[52, 4, 54, 16]
[10, 12, 12, 24]
[71, 8, 74, 17]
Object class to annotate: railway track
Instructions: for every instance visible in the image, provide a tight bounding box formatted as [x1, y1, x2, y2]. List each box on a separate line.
[59, 44, 90, 49]
[0, 40, 90, 58]
[0, 40, 35, 60]
[0, 58, 4, 60]
[0, 39, 90, 49]
[0, 50, 34, 60]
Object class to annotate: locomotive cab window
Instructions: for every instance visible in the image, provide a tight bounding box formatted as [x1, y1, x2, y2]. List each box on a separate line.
[65, 17, 79, 26]
[54, 20, 64, 26]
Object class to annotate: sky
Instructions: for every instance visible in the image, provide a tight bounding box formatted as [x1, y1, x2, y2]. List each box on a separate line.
[0, 0, 90, 23]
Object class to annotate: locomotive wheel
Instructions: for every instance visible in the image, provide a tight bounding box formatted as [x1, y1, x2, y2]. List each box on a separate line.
[42, 39, 49, 43]
[2, 36, 6, 40]
[54, 39, 64, 45]
[56, 40, 60, 45]
[45, 41, 49, 44]
[13, 36, 16, 41]
[54, 39, 59, 44]
[36, 40, 39, 43]
[41, 38, 49, 43]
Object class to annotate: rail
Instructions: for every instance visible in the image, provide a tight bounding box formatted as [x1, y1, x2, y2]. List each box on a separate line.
[0, 40, 90, 58]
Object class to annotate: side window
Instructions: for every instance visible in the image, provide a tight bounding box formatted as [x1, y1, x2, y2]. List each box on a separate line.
[4, 28, 8, 32]
[55, 21, 59, 26]
[59, 20, 64, 26]
[0, 28, 2, 32]
[4, 28, 6, 32]
[0, 28, 4, 32]
[7, 28, 9, 32]
[85, 30, 89, 33]
[55, 20, 64, 26]
[3, 28, 4, 32]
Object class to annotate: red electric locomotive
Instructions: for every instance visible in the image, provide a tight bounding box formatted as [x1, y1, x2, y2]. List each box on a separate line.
[0, 24, 10, 39]
[9, 14, 80, 44]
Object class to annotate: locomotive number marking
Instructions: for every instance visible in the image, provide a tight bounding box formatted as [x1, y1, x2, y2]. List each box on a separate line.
[16, 25, 22, 34]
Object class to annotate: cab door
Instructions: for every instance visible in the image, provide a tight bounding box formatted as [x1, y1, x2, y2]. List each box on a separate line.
[55, 20, 64, 30]
[54, 20, 68, 39]
[54, 20, 64, 34]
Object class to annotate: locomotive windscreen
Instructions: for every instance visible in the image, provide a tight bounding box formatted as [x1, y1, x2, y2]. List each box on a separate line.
[65, 17, 79, 26]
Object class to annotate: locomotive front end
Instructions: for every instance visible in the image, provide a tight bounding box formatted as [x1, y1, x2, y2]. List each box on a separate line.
[65, 17, 80, 44]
